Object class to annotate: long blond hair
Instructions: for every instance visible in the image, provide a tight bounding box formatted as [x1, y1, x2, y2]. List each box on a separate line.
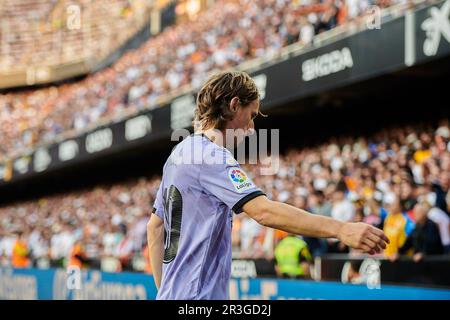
[194, 71, 260, 130]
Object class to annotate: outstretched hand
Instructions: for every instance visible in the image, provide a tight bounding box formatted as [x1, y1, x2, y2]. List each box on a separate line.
[337, 222, 390, 255]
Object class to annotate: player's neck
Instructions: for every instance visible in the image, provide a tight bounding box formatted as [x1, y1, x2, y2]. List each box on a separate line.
[196, 128, 226, 148]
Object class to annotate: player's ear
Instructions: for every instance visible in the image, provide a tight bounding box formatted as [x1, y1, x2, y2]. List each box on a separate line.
[229, 97, 240, 113]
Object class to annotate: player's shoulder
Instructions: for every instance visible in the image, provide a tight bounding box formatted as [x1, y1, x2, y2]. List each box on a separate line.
[166, 133, 240, 169]
[193, 133, 238, 164]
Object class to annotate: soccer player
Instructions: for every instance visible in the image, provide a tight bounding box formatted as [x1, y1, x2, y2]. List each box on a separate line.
[147, 71, 389, 300]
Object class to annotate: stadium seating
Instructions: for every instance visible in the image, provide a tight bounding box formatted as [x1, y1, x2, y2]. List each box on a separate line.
[0, 0, 150, 73]
[0, 0, 409, 162]
[1, 119, 449, 271]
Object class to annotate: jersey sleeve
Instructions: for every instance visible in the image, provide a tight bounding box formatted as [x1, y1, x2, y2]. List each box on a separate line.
[152, 182, 164, 220]
[199, 148, 265, 214]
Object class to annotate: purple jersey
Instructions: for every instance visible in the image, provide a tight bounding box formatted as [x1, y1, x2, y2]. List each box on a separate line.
[152, 134, 264, 300]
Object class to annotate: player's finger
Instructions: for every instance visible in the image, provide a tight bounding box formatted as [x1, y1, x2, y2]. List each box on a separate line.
[366, 232, 387, 252]
[360, 244, 375, 255]
[362, 237, 382, 253]
[370, 227, 390, 244]
[366, 232, 387, 250]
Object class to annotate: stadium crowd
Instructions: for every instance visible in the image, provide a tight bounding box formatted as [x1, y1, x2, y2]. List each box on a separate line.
[0, 0, 150, 74]
[0, 0, 414, 162]
[1, 119, 449, 274]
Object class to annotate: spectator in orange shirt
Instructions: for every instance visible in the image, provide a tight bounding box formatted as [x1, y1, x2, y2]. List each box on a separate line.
[69, 238, 89, 269]
[12, 231, 30, 268]
[337, 0, 349, 25]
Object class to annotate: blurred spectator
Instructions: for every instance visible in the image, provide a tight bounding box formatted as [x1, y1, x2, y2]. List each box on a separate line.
[102, 224, 123, 257]
[331, 182, 355, 222]
[0, 231, 15, 266]
[326, 182, 355, 253]
[69, 237, 89, 269]
[364, 198, 384, 228]
[303, 191, 330, 256]
[400, 181, 417, 214]
[399, 202, 444, 261]
[308, 190, 332, 217]
[50, 224, 76, 267]
[298, 16, 315, 45]
[274, 234, 312, 279]
[29, 228, 51, 267]
[426, 202, 450, 254]
[239, 214, 263, 258]
[12, 231, 30, 268]
[383, 197, 416, 259]
[114, 224, 134, 271]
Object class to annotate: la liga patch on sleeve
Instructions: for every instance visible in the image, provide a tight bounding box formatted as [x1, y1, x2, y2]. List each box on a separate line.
[228, 167, 255, 193]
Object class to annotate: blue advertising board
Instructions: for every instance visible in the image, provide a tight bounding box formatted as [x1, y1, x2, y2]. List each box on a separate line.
[1, 268, 449, 300]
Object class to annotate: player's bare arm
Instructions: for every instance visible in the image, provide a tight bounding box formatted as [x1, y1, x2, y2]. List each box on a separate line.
[147, 214, 164, 289]
[243, 195, 390, 255]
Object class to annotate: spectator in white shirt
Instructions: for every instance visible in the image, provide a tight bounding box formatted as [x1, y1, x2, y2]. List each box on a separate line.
[50, 224, 76, 264]
[428, 205, 450, 253]
[239, 215, 263, 258]
[299, 16, 315, 45]
[0, 232, 16, 266]
[331, 187, 356, 222]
